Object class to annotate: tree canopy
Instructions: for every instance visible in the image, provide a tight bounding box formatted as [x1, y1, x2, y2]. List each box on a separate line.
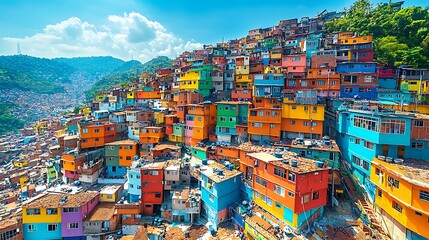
[324, 0, 429, 67]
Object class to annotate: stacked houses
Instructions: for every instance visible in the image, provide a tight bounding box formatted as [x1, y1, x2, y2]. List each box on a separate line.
[2, 4, 429, 240]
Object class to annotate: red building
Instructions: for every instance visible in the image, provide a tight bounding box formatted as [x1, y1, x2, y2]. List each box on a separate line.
[141, 162, 166, 215]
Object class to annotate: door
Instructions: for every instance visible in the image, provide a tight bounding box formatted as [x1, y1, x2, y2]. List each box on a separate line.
[382, 145, 389, 156]
[397, 146, 404, 158]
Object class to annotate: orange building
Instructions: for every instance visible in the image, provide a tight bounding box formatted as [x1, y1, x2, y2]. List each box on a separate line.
[105, 140, 138, 167]
[78, 121, 117, 149]
[140, 126, 165, 144]
[248, 108, 282, 142]
[185, 103, 217, 147]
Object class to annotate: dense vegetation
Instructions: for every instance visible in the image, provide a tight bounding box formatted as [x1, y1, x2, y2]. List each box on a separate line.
[0, 68, 65, 94]
[0, 55, 75, 83]
[86, 56, 172, 99]
[0, 102, 24, 135]
[54, 56, 125, 78]
[324, 0, 429, 67]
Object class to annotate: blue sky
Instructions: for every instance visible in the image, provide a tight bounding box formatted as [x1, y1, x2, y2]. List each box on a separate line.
[0, 0, 427, 62]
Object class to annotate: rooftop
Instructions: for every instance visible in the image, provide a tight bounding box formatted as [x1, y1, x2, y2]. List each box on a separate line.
[278, 138, 340, 152]
[152, 143, 181, 151]
[85, 203, 116, 221]
[192, 157, 242, 183]
[0, 216, 21, 231]
[247, 151, 329, 174]
[100, 184, 123, 195]
[373, 157, 429, 188]
[105, 139, 138, 146]
[23, 191, 98, 209]
[215, 101, 252, 105]
[141, 161, 166, 170]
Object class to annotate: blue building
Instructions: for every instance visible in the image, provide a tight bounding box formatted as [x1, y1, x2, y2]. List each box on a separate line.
[199, 160, 242, 229]
[127, 161, 142, 202]
[338, 62, 378, 99]
[336, 103, 414, 201]
[253, 74, 285, 97]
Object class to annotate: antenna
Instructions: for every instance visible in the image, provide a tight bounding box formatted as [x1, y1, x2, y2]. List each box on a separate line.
[17, 43, 22, 55]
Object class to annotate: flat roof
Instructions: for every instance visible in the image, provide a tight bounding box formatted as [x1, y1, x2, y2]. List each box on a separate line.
[100, 185, 122, 194]
[279, 138, 340, 152]
[105, 140, 138, 146]
[0, 216, 21, 231]
[195, 158, 242, 183]
[215, 101, 252, 105]
[85, 203, 116, 221]
[141, 161, 166, 170]
[247, 151, 329, 174]
[152, 143, 181, 151]
[373, 157, 429, 188]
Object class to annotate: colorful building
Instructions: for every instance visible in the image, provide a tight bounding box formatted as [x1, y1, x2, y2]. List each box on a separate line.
[105, 140, 138, 177]
[215, 101, 250, 144]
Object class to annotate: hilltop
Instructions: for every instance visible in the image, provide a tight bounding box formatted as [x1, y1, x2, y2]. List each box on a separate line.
[86, 56, 172, 99]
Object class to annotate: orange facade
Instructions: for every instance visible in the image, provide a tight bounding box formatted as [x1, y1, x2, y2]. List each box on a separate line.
[140, 127, 165, 144]
[248, 108, 282, 138]
[118, 142, 138, 167]
[79, 122, 117, 149]
[136, 90, 161, 99]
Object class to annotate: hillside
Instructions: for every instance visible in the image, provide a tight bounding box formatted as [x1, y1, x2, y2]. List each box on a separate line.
[0, 55, 75, 83]
[86, 56, 172, 99]
[0, 68, 65, 94]
[0, 102, 24, 135]
[324, 0, 429, 67]
[54, 56, 126, 78]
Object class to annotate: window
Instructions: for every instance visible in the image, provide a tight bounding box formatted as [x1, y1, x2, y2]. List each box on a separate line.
[388, 176, 399, 188]
[28, 224, 37, 232]
[262, 195, 273, 206]
[46, 208, 58, 215]
[419, 190, 429, 202]
[274, 167, 286, 178]
[64, 208, 79, 213]
[124, 145, 133, 150]
[377, 189, 382, 198]
[220, 116, 226, 122]
[126, 156, 132, 160]
[290, 120, 295, 124]
[26, 208, 41, 215]
[48, 224, 58, 231]
[288, 172, 296, 182]
[353, 116, 380, 132]
[354, 138, 361, 144]
[302, 194, 310, 204]
[312, 191, 319, 200]
[107, 194, 113, 199]
[292, 105, 297, 110]
[414, 120, 424, 127]
[209, 194, 214, 202]
[68, 223, 79, 229]
[83, 128, 88, 133]
[274, 185, 285, 197]
[412, 142, 423, 148]
[288, 192, 295, 198]
[155, 193, 161, 198]
[255, 177, 267, 187]
[304, 121, 309, 126]
[150, 170, 159, 175]
[270, 124, 276, 128]
[275, 202, 282, 209]
[380, 119, 406, 134]
[254, 191, 261, 198]
[364, 140, 374, 149]
[392, 201, 402, 213]
[95, 129, 100, 133]
[252, 123, 262, 127]
[317, 80, 326, 86]
[415, 211, 423, 216]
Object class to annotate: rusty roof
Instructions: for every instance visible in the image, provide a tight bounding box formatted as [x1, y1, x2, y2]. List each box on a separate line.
[152, 143, 181, 151]
[247, 151, 329, 174]
[85, 203, 116, 221]
[105, 139, 138, 146]
[23, 191, 98, 209]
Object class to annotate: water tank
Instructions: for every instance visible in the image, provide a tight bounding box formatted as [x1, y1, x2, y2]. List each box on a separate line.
[274, 152, 282, 158]
[202, 159, 208, 165]
[315, 161, 324, 168]
[291, 160, 298, 167]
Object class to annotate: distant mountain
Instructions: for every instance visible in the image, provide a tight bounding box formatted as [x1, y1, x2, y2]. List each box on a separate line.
[0, 68, 65, 94]
[86, 56, 172, 99]
[0, 55, 75, 83]
[54, 56, 126, 78]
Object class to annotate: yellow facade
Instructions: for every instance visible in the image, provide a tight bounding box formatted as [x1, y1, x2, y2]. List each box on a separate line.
[179, 71, 200, 90]
[245, 222, 269, 240]
[281, 103, 324, 121]
[235, 66, 250, 75]
[168, 134, 185, 143]
[127, 91, 135, 99]
[95, 94, 107, 103]
[154, 112, 165, 124]
[19, 175, 29, 187]
[23, 207, 62, 224]
[370, 157, 429, 239]
[400, 80, 429, 93]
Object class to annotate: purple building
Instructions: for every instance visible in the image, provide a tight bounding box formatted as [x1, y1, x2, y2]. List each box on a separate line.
[62, 191, 99, 240]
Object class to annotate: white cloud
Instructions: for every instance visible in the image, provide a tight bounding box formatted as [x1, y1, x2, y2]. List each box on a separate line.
[0, 12, 203, 63]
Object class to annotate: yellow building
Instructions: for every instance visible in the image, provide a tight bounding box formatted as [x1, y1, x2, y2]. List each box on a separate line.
[281, 102, 325, 139]
[154, 111, 165, 125]
[370, 157, 429, 240]
[99, 185, 123, 203]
